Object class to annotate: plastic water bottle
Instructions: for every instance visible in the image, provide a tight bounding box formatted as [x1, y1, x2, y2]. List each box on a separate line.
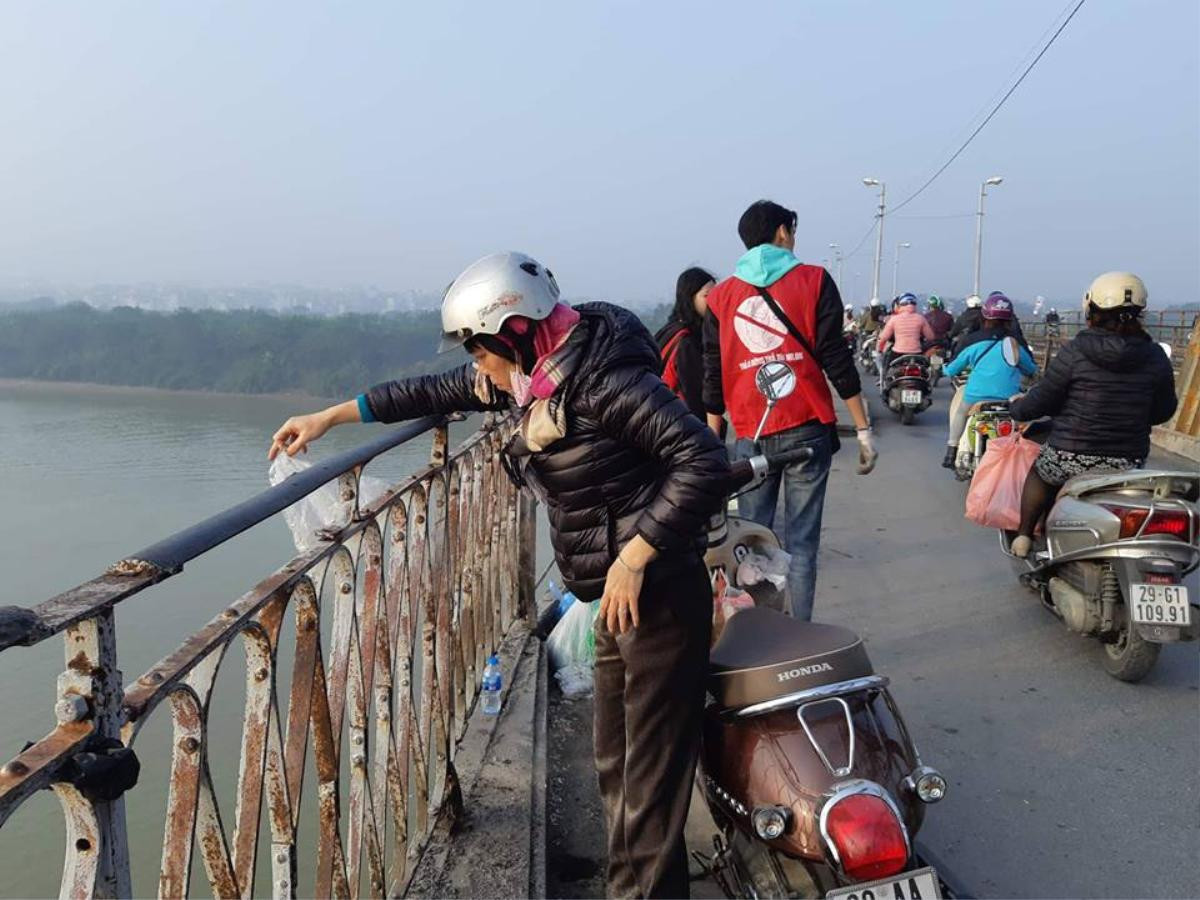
[481, 655, 502, 715]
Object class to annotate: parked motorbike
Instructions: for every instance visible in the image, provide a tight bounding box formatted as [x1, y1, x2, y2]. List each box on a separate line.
[699, 361, 951, 899]
[882, 353, 932, 426]
[1001, 420, 1199, 682]
[953, 400, 1017, 482]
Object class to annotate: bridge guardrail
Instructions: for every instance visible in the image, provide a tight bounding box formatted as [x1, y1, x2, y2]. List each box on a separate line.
[0, 413, 536, 898]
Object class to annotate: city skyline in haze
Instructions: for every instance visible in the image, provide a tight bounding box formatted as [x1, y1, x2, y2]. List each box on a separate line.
[1, 1, 1197, 307]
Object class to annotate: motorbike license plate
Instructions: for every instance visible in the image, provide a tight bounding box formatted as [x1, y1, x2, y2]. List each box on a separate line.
[901, 389, 923, 405]
[1130, 583, 1191, 626]
[827, 866, 942, 900]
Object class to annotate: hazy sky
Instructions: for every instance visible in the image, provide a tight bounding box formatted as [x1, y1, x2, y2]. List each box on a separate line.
[1, 1, 1196, 306]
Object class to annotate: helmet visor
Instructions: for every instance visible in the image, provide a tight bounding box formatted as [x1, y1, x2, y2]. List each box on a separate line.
[438, 328, 473, 354]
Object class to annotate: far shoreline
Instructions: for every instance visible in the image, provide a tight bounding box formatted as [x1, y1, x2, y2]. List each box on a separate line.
[0, 377, 341, 405]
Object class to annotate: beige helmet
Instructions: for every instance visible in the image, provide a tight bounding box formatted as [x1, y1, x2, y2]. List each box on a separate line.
[1083, 271, 1147, 311]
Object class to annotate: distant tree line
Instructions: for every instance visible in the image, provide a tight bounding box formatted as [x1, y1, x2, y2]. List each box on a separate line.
[0, 302, 672, 398]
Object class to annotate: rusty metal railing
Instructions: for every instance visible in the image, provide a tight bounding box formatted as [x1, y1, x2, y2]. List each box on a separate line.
[0, 413, 536, 898]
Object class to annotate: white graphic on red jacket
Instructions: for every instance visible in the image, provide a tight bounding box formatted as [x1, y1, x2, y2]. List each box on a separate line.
[733, 295, 787, 353]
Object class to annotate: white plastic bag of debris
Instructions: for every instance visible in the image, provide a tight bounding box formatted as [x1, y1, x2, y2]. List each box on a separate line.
[546, 599, 600, 699]
[268, 454, 389, 553]
[735, 544, 791, 590]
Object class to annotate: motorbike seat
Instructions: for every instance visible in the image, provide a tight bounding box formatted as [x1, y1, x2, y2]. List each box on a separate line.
[970, 400, 1011, 414]
[708, 607, 875, 712]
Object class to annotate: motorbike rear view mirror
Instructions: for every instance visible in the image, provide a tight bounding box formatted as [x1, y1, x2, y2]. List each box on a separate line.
[1001, 336, 1020, 367]
[1159, 342, 1173, 361]
[752, 361, 796, 444]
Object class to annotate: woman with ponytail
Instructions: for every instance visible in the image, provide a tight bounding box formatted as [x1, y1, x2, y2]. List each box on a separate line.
[1008, 272, 1177, 557]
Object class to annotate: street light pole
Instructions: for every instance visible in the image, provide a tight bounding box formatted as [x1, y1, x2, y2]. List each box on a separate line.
[829, 242, 844, 291]
[863, 178, 886, 302]
[891, 241, 912, 298]
[973, 176, 1004, 297]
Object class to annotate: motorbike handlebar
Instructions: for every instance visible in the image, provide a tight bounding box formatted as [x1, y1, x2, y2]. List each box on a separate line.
[728, 447, 815, 490]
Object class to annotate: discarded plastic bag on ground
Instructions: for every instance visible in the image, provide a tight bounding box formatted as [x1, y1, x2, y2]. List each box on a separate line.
[711, 567, 755, 644]
[268, 453, 389, 553]
[965, 434, 1040, 530]
[555, 663, 595, 699]
[546, 597, 599, 671]
[735, 545, 791, 590]
[547, 599, 600, 699]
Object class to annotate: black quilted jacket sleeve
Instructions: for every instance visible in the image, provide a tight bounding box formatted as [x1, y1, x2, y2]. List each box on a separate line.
[591, 366, 731, 552]
[362, 363, 510, 423]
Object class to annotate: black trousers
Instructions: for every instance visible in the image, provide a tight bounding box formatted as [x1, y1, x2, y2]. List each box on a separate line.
[593, 560, 712, 899]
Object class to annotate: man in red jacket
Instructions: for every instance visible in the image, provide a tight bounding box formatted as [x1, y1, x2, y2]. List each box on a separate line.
[703, 200, 878, 620]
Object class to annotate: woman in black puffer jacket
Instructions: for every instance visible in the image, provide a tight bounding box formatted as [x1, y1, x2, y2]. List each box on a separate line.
[1009, 272, 1177, 557]
[269, 252, 729, 899]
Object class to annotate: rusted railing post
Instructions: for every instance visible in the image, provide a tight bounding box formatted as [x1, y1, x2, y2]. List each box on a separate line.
[55, 610, 132, 898]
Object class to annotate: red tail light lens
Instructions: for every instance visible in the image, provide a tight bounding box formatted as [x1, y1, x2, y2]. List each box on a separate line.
[1145, 510, 1190, 537]
[824, 793, 909, 881]
[1101, 504, 1191, 539]
[998, 421, 1014, 436]
[903, 365, 923, 377]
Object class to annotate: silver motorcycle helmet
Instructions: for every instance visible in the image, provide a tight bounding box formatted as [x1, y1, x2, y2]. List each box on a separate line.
[438, 252, 561, 352]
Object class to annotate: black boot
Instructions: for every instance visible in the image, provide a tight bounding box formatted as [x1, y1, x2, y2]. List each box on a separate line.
[942, 446, 957, 469]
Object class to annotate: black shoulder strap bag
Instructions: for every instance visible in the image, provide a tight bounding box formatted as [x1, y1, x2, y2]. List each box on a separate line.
[754, 286, 842, 454]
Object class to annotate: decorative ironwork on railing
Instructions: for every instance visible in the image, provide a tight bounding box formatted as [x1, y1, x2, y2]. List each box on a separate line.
[0, 414, 536, 898]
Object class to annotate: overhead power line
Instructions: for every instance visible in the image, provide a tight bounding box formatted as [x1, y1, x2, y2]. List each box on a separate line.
[888, 0, 1088, 215]
[838, 0, 1088, 261]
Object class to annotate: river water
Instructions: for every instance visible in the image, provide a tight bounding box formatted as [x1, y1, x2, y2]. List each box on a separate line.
[0, 382, 510, 898]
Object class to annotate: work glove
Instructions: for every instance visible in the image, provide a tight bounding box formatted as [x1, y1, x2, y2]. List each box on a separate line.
[856, 427, 878, 475]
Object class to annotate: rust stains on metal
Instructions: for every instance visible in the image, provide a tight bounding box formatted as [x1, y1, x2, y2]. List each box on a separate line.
[105, 558, 161, 578]
[1, 418, 532, 898]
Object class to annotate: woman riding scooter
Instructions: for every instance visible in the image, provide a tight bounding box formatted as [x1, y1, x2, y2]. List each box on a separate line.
[875, 293, 934, 390]
[268, 252, 730, 898]
[940, 292, 1037, 469]
[1008, 272, 1177, 558]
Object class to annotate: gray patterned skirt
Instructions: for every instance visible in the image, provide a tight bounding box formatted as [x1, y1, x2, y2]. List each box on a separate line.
[1033, 444, 1143, 487]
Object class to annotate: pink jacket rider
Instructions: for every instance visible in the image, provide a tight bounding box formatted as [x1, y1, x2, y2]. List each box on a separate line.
[876, 306, 935, 355]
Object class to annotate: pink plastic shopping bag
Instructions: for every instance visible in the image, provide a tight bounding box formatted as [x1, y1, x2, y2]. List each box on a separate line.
[964, 434, 1040, 530]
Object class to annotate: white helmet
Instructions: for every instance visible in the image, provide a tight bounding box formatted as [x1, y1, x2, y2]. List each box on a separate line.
[965, 294, 982, 308]
[1083, 271, 1147, 311]
[869, 297, 882, 307]
[844, 304, 854, 313]
[439, 251, 561, 352]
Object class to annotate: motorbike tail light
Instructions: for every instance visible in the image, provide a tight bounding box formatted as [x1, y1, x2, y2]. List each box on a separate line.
[1100, 504, 1149, 538]
[998, 421, 1014, 436]
[823, 793, 909, 882]
[1144, 509, 1190, 538]
[1101, 504, 1191, 539]
[903, 365, 923, 377]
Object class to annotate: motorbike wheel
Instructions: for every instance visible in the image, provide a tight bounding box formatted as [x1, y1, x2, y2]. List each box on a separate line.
[1101, 624, 1160, 682]
[900, 406, 915, 426]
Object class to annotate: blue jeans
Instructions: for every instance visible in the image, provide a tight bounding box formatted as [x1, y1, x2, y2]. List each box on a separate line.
[734, 423, 832, 621]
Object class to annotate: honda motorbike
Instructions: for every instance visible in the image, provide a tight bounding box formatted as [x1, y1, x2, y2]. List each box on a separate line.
[1003, 463, 1200, 683]
[882, 353, 932, 426]
[699, 361, 951, 899]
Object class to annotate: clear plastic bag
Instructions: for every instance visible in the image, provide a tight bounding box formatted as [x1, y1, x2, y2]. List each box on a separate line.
[554, 663, 595, 699]
[268, 454, 389, 553]
[736, 545, 791, 590]
[545, 598, 599, 672]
